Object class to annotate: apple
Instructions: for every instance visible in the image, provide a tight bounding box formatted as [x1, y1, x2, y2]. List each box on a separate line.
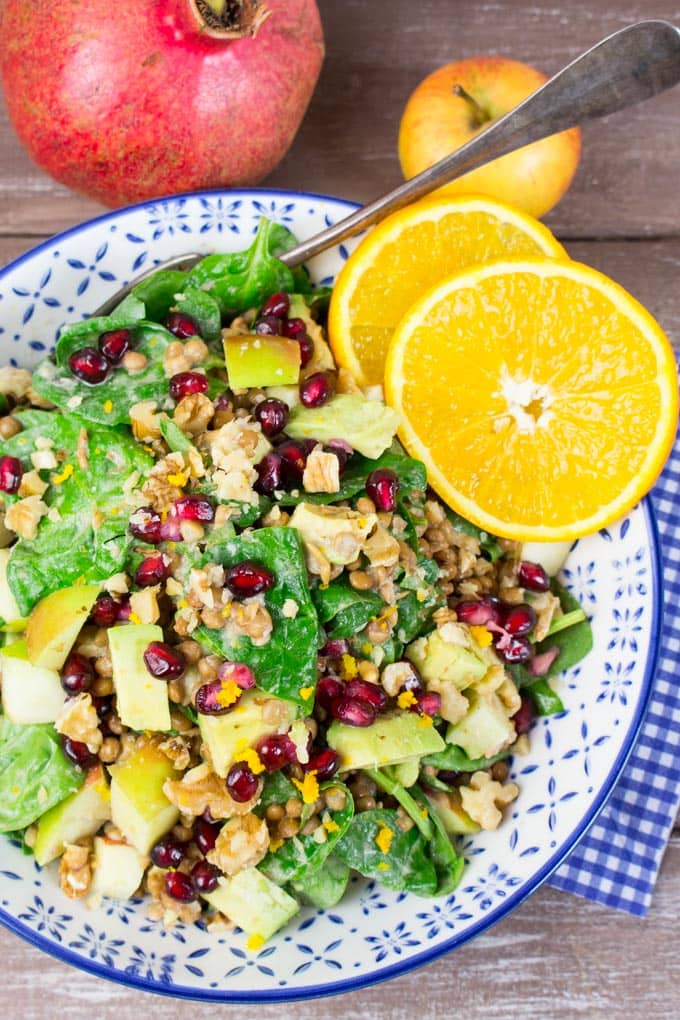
[25, 583, 100, 669]
[199, 688, 297, 778]
[33, 764, 111, 866]
[202, 868, 299, 941]
[398, 56, 581, 218]
[0, 639, 66, 724]
[109, 743, 180, 854]
[108, 623, 172, 733]
[0, 548, 26, 631]
[89, 837, 148, 905]
[224, 335, 301, 388]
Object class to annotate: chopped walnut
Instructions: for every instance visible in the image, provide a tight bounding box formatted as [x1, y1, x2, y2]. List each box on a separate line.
[184, 338, 209, 365]
[164, 340, 192, 377]
[130, 400, 162, 442]
[189, 567, 217, 608]
[158, 735, 192, 771]
[129, 585, 161, 625]
[18, 470, 48, 498]
[460, 771, 519, 830]
[207, 813, 270, 877]
[173, 605, 200, 637]
[145, 865, 202, 927]
[142, 451, 188, 511]
[366, 606, 398, 645]
[173, 393, 215, 437]
[363, 525, 400, 568]
[0, 366, 32, 400]
[529, 591, 562, 643]
[380, 661, 418, 697]
[59, 843, 92, 899]
[55, 693, 102, 753]
[336, 367, 362, 394]
[427, 678, 469, 725]
[30, 448, 57, 471]
[261, 505, 290, 527]
[497, 674, 522, 715]
[163, 765, 260, 819]
[5, 495, 48, 539]
[302, 445, 340, 493]
[474, 664, 507, 696]
[103, 572, 129, 596]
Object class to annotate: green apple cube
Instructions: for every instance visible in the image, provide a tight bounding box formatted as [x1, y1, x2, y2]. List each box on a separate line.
[327, 711, 444, 771]
[26, 582, 100, 669]
[89, 836, 148, 905]
[202, 868, 299, 941]
[224, 335, 301, 388]
[0, 548, 25, 629]
[286, 393, 400, 459]
[109, 743, 180, 854]
[198, 688, 297, 778]
[423, 788, 481, 835]
[288, 503, 377, 566]
[108, 624, 172, 732]
[34, 763, 111, 866]
[407, 631, 487, 690]
[445, 690, 516, 760]
[0, 639, 66, 724]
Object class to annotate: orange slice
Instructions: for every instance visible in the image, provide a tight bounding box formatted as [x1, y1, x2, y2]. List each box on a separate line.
[384, 258, 678, 541]
[327, 194, 566, 386]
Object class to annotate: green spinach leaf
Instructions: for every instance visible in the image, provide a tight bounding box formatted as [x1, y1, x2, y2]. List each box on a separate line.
[445, 507, 504, 563]
[422, 743, 511, 772]
[0, 718, 84, 832]
[335, 808, 438, 896]
[415, 785, 465, 895]
[276, 451, 427, 507]
[115, 269, 187, 323]
[527, 678, 565, 716]
[176, 288, 223, 343]
[289, 853, 350, 908]
[313, 579, 384, 639]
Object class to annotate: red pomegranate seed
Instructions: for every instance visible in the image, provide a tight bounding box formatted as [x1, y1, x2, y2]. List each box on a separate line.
[116, 596, 132, 621]
[172, 494, 215, 523]
[320, 638, 351, 659]
[517, 560, 551, 593]
[190, 859, 220, 894]
[164, 870, 196, 903]
[129, 506, 162, 544]
[315, 675, 344, 711]
[217, 661, 256, 690]
[214, 390, 234, 413]
[166, 311, 201, 339]
[300, 371, 333, 408]
[0, 455, 23, 494]
[151, 839, 185, 869]
[331, 695, 376, 727]
[169, 371, 208, 402]
[224, 560, 275, 598]
[160, 515, 183, 542]
[98, 327, 132, 364]
[90, 593, 120, 627]
[68, 346, 110, 384]
[195, 817, 222, 856]
[276, 439, 310, 485]
[254, 314, 283, 336]
[498, 635, 533, 664]
[282, 316, 306, 339]
[61, 736, 97, 769]
[503, 604, 536, 636]
[304, 748, 339, 780]
[195, 679, 243, 716]
[456, 597, 504, 627]
[512, 693, 537, 734]
[261, 292, 290, 318]
[325, 438, 352, 471]
[143, 641, 186, 680]
[135, 553, 170, 588]
[297, 333, 314, 367]
[60, 652, 94, 695]
[365, 468, 399, 512]
[255, 398, 289, 438]
[92, 694, 114, 721]
[226, 763, 259, 803]
[254, 452, 283, 496]
[414, 691, 442, 717]
[257, 733, 297, 771]
[344, 678, 387, 711]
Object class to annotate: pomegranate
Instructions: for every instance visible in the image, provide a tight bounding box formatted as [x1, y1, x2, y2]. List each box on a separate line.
[517, 560, 551, 592]
[0, 1, 324, 207]
[365, 468, 399, 512]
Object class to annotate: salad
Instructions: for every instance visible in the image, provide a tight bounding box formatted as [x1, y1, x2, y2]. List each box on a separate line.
[0, 218, 592, 945]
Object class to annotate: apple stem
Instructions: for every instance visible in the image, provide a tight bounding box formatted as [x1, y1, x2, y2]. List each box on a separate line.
[452, 84, 490, 126]
[189, 0, 271, 38]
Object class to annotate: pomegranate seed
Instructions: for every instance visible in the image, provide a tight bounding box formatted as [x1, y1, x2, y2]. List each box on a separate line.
[166, 311, 201, 338]
[0, 455, 23, 494]
[151, 839, 185, 869]
[414, 691, 442, 717]
[503, 604, 536, 636]
[255, 398, 289, 438]
[297, 333, 314, 367]
[261, 292, 290, 318]
[191, 859, 219, 894]
[320, 638, 350, 658]
[498, 635, 533, 664]
[226, 763, 259, 803]
[195, 679, 243, 716]
[331, 695, 376, 727]
[254, 452, 283, 496]
[437, 770, 462, 786]
[365, 468, 399, 512]
[518, 560, 551, 593]
[304, 748, 339, 780]
[456, 597, 504, 627]
[217, 661, 256, 690]
[344, 678, 387, 711]
[300, 371, 333, 408]
[98, 327, 132, 364]
[257, 733, 297, 771]
[169, 371, 208, 402]
[60, 652, 94, 695]
[214, 390, 234, 413]
[254, 314, 283, 336]
[134, 553, 169, 588]
[159, 515, 183, 542]
[90, 593, 119, 627]
[116, 596, 132, 621]
[276, 439, 310, 485]
[129, 506, 162, 544]
[224, 560, 275, 598]
[195, 817, 222, 856]
[61, 736, 97, 769]
[92, 694, 114, 721]
[143, 641, 186, 680]
[164, 870, 196, 903]
[325, 439, 352, 471]
[172, 495, 215, 523]
[512, 693, 537, 734]
[282, 316, 306, 339]
[315, 675, 343, 710]
[68, 346, 110, 384]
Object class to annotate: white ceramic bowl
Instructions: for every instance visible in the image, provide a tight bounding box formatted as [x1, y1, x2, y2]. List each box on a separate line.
[0, 190, 661, 1001]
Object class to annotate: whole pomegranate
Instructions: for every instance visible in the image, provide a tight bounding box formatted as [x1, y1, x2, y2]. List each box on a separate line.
[0, 0, 324, 207]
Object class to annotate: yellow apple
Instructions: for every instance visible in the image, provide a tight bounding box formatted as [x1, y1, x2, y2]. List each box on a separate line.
[224, 335, 301, 388]
[25, 583, 100, 669]
[33, 764, 111, 866]
[399, 56, 581, 218]
[109, 743, 180, 854]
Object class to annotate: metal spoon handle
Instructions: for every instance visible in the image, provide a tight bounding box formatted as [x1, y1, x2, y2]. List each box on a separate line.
[280, 19, 680, 268]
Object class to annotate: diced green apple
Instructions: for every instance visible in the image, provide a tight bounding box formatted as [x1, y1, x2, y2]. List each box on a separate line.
[199, 688, 297, 778]
[0, 548, 25, 630]
[445, 690, 516, 760]
[407, 631, 487, 690]
[108, 624, 171, 732]
[25, 583, 100, 669]
[109, 743, 180, 854]
[202, 867, 299, 941]
[89, 836, 148, 905]
[224, 335, 301, 388]
[327, 711, 445, 771]
[0, 638, 66, 723]
[423, 787, 481, 835]
[33, 764, 111, 866]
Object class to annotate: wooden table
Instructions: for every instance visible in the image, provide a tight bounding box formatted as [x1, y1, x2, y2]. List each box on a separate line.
[1, 1, 678, 1016]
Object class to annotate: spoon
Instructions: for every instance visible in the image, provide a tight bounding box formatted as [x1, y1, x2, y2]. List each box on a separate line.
[94, 18, 680, 315]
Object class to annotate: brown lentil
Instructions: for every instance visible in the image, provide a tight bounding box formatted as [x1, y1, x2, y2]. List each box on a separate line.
[348, 570, 373, 591]
[277, 816, 300, 839]
[178, 640, 202, 665]
[92, 675, 114, 697]
[172, 823, 194, 842]
[324, 787, 347, 812]
[491, 760, 510, 782]
[197, 654, 221, 681]
[170, 709, 194, 733]
[98, 736, 120, 763]
[200, 607, 225, 629]
[167, 678, 184, 704]
[0, 416, 22, 439]
[107, 713, 124, 735]
[285, 797, 303, 818]
[356, 795, 377, 812]
[94, 654, 113, 678]
[301, 815, 320, 836]
[265, 803, 285, 822]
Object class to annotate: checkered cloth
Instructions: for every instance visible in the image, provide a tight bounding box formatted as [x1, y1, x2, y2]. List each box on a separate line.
[548, 431, 680, 915]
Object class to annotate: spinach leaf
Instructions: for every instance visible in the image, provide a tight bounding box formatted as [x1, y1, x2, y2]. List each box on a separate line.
[195, 527, 320, 710]
[260, 782, 354, 885]
[289, 853, 350, 908]
[335, 808, 438, 896]
[445, 507, 504, 563]
[313, 579, 384, 639]
[416, 785, 465, 895]
[276, 451, 427, 507]
[116, 269, 187, 323]
[422, 743, 511, 772]
[255, 771, 298, 815]
[159, 415, 192, 453]
[176, 288, 223, 344]
[0, 718, 83, 832]
[527, 678, 565, 716]
[393, 558, 445, 645]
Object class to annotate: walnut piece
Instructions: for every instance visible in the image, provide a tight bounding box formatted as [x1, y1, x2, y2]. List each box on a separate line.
[18, 470, 48, 498]
[207, 813, 270, 877]
[426, 677, 469, 725]
[460, 771, 519, 830]
[229, 599, 273, 645]
[55, 693, 102, 753]
[0, 366, 32, 400]
[4, 495, 48, 539]
[129, 585, 161, 625]
[158, 735, 192, 771]
[163, 766, 260, 819]
[363, 524, 400, 568]
[529, 591, 563, 643]
[173, 393, 215, 437]
[130, 400, 161, 442]
[302, 445, 340, 493]
[59, 843, 92, 899]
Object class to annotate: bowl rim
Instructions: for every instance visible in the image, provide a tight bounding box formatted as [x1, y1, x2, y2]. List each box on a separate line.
[0, 187, 664, 1002]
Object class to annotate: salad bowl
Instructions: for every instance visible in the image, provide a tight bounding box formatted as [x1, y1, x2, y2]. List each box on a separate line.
[0, 189, 662, 1001]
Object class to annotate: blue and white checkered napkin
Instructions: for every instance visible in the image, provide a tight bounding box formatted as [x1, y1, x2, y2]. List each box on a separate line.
[547, 431, 680, 916]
